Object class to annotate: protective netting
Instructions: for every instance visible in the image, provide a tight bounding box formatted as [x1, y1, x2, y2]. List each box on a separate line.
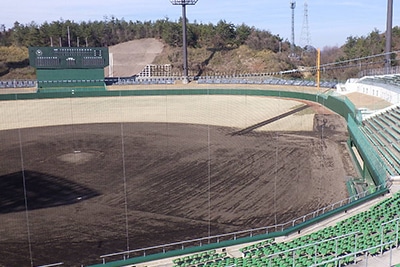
[0, 89, 355, 266]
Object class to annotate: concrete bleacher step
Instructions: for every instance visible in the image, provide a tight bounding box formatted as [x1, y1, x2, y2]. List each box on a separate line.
[386, 128, 400, 142]
[377, 117, 400, 142]
[373, 118, 386, 130]
[384, 113, 399, 126]
[393, 143, 400, 154]
[384, 147, 400, 174]
[362, 111, 400, 176]
[376, 146, 396, 176]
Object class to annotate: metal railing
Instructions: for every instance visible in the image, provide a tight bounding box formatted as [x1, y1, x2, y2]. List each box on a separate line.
[99, 181, 390, 264]
[310, 241, 396, 267]
[358, 66, 400, 77]
[266, 218, 400, 266]
[36, 263, 63, 267]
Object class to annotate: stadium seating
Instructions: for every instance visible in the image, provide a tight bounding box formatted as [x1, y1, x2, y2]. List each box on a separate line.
[0, 80, 36, 88]
[172, 192, 400, 266]
[196, 76, 337, 88]
[359, 74, 400, 91]
[361, 105, 400, 176]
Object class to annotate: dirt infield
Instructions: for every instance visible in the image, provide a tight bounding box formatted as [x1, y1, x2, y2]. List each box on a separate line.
[0, 95, 357, 266]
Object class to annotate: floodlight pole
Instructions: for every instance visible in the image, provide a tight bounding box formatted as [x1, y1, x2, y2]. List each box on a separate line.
[170, 0, 198, 84]
[385, 0, 393, 73]
[182, 4, 189, 83]
[290, 1, 296, 55]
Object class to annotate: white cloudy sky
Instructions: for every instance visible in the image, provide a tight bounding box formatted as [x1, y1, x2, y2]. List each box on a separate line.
[2, 0, 399, 48]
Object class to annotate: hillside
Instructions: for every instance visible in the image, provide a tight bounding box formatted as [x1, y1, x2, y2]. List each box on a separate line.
[153, 44, 296, 77]
[0, 40, 300, 80]
[1, 28, 400, 81]
[106, 39, 164, 77]
[0, 46, 34, 80]
[1, 19, 399, 81]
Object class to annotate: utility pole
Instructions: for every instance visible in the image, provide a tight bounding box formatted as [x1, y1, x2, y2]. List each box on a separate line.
[316, 48, 320, 90]
[67, 26, 71, 47]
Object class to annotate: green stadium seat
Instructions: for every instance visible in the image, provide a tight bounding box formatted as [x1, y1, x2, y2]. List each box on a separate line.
[171, 192, 400, 267]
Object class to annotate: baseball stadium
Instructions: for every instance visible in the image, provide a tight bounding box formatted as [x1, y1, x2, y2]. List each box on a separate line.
[0, 37, 400, 267]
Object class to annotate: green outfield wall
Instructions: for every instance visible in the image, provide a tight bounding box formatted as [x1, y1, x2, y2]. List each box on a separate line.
[36, 69, 106, 90]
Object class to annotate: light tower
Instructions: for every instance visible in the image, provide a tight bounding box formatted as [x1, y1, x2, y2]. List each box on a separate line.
[290, 0, 296, 55]
[385, 0, 393, 73]
[170, 0, 198, 84]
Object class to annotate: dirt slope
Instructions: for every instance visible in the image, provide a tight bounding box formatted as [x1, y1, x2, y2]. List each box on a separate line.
[105, 38, 164, 77]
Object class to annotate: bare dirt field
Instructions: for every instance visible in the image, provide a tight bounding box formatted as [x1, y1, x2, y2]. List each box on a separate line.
[0, 94, 359, 267]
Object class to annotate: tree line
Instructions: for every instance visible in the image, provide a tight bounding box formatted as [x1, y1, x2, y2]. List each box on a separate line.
[0, 17, 286, 52]
[1, 17, 399, 60]
[0, 17, 399, 81]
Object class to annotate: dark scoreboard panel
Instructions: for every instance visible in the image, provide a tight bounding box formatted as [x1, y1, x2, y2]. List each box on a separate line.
[29, 47, 109, 69]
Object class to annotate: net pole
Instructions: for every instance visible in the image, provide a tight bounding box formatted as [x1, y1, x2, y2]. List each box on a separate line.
[16, 97, 34, 267]
[316, 48, 320, 90]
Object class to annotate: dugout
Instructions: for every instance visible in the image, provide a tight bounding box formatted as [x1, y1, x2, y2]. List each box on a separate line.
[29, 47, 109, 92]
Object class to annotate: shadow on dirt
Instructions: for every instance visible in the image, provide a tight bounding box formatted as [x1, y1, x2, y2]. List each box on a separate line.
[0, 59, 30, 77]
[0, 170, 99, 214]
[195, 47, 235, 78]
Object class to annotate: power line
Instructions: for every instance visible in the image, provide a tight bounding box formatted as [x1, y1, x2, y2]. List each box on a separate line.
[277, 50, 400, 75]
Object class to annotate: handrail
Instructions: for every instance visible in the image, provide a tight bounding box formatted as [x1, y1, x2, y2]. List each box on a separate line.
[36, 263, 63, 267]
[310, 241, 395, 267]
[99, 181, 390, 263]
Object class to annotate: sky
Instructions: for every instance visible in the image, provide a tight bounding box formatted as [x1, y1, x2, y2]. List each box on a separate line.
[2, 0, 399, 48]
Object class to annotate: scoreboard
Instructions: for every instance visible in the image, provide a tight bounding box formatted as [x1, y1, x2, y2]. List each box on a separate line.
[29, 47, 109, 69]
[28, 46, 109, 91]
